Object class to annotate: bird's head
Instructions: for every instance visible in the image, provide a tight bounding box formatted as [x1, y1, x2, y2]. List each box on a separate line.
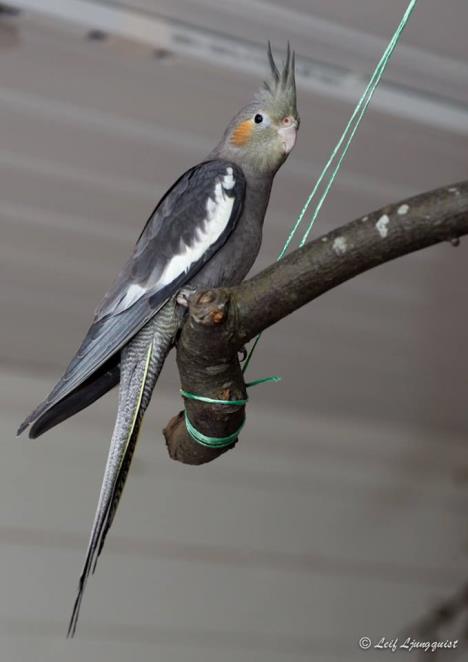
[216, 43, 299, 176]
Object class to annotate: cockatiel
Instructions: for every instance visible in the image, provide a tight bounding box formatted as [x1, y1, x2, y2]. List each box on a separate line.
[18, 43, 299, 636]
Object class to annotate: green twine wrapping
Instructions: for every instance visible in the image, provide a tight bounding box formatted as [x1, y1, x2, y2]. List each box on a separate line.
[181, 376, 281, 448]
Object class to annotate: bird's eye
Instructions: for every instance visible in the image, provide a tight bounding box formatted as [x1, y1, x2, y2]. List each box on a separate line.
[254, 113, 263, 124]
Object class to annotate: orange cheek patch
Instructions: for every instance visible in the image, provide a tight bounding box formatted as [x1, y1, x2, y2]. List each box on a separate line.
[231, 120, 253, 146]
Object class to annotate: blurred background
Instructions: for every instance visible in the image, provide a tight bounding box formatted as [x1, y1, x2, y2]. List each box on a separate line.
[1, 1, 468, 660]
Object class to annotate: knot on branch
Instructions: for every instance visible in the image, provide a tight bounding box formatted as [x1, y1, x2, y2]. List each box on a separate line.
[191, 289, 227, 326]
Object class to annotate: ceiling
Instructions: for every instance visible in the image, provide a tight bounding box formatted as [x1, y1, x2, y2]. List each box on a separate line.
[1, 2, 468, 661]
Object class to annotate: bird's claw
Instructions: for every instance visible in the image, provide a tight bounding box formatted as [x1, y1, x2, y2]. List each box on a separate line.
[176, 287, 196, 308]
[238, 346, 248, 362]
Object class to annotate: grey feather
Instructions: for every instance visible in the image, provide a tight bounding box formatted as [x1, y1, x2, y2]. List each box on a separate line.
[67, 300, 179, 637]
[28, 360, 120, 438]
[281, 42, 291, 87]
[267, 40, 280, 85]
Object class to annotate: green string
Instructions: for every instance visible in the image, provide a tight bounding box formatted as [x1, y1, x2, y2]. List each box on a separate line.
[181, 376, 281, 448]
[181, 391, 248, 406]
[242, 0, 418, 374]
[184, 411, 245, 448]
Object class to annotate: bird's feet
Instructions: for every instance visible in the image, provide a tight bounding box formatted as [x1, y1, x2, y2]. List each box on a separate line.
[176, 287, 197, 308]
[238, 346, 248, 362]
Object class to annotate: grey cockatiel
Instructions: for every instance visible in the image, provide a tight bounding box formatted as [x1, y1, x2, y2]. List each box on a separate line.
[18, 43, 299, 636]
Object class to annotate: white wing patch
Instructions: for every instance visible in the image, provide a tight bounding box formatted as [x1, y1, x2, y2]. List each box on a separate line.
[113, 167, 236, 313]
[222, 167, 235, 190]
[158, 167, 235, 286]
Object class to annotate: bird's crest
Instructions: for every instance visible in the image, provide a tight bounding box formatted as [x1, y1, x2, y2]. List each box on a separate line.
[256, 42, 297, 119]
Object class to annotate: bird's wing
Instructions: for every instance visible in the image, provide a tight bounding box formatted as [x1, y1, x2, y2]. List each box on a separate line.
[18, 160, 245, 436]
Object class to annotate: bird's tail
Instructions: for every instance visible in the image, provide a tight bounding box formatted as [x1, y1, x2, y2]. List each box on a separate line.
[67, 301, 179, 637]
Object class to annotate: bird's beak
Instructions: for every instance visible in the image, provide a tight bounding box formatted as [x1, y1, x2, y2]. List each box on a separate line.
[278, 117, 298, 154]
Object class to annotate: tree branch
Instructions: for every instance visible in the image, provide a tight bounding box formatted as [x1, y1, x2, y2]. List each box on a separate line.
[163, 180, 468, 464]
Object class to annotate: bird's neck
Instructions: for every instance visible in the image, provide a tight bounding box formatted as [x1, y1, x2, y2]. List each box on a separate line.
[207, 145, 277, 184]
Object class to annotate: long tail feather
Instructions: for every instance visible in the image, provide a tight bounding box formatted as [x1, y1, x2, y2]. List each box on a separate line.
[67, 302, 178, 637]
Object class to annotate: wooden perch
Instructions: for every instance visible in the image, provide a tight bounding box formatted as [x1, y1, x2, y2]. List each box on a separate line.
[164, 180, 468, 464]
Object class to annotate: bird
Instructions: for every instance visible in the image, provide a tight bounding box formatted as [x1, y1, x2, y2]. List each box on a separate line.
[17, 42, 299, 637]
